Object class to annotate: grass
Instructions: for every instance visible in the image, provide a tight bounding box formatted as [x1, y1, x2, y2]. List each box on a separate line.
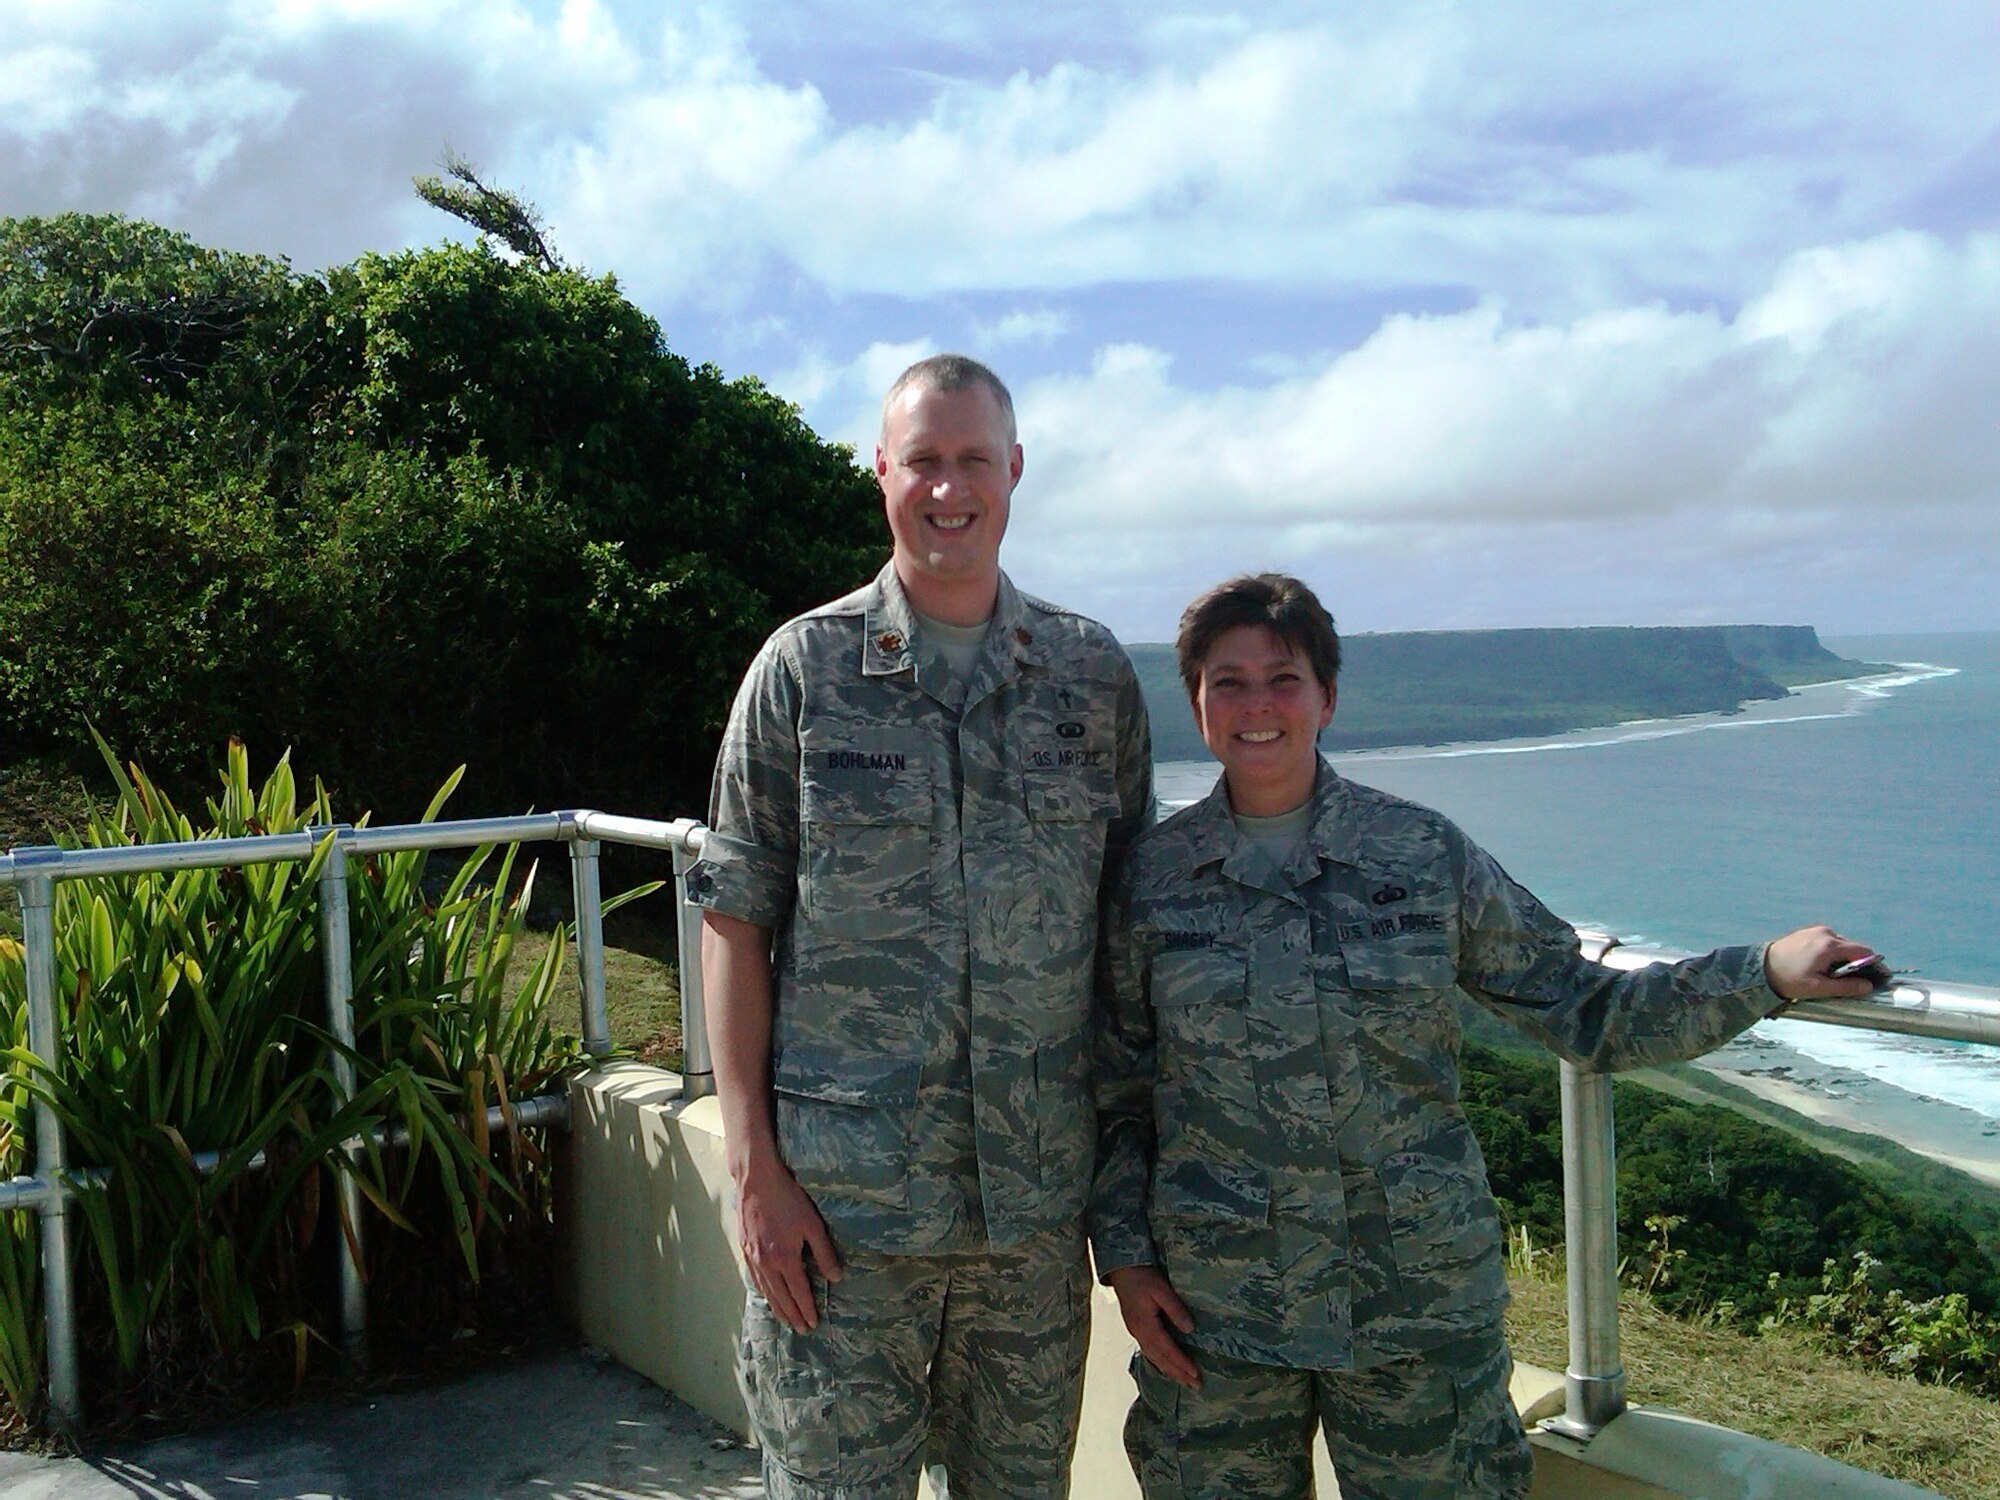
[0, 757, 99, 853]
[1506, 1268, 2000, 1499]
[511, 910, 685, 1067]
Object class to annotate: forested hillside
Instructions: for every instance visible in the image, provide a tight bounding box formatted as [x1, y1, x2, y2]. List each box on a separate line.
[1460, 1039, 2000, 1324]
[1131, 624, 1886, 763]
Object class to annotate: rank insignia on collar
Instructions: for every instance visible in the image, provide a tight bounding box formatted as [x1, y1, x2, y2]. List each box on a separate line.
[875, 631, 903, 653]
[1015, 626, 1033, 645]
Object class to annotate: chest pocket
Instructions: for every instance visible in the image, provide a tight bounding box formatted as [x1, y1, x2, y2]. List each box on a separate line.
[1334, 925, 1461, 1064]
[1148, 937, 1261, 1171]
[1340, 936, 1457, 994]
[799, 727, 933, 941]
[1151, 941, 1251, 1065]
[1017, 681, 1119, 812]
[1016, 706, 1121, 962]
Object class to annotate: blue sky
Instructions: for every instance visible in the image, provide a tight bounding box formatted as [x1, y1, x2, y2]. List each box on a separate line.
[6, 1, 1998, 641]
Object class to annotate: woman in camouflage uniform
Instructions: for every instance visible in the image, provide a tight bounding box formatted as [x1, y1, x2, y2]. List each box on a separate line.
[1087, 573, 1882, 1500]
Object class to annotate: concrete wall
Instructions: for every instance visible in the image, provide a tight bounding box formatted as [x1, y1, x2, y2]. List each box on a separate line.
[565, 1063, 747, 1428]
[565, 1064, 1941, 1500]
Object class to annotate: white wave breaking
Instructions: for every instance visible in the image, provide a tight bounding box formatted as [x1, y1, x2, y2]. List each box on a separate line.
[1331, 663, 1959, 765]
[1760, 1017, 2000, 1124]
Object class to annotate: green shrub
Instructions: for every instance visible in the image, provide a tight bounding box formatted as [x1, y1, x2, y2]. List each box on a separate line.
[1766, 1253, 2000, 1397]
[0, 935, 41, 1424]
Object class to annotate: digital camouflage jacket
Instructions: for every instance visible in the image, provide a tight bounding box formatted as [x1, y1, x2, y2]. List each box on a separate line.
[690, 563, 1153, 1254]
[1088, 762, 1782, 1369]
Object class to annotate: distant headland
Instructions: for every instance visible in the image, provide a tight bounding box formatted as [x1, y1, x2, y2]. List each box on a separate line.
[1127, 624, 1892, 763]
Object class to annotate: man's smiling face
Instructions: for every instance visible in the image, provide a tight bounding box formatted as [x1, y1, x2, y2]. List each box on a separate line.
[875, 380, 1021, 617]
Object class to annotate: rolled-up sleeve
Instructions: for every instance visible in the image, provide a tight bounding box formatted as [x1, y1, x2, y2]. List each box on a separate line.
[1453, 828, 1781, 1071]
[686, 637, 803, 930]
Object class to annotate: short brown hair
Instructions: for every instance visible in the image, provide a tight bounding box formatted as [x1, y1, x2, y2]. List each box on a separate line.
[1176, 574, 1341, 702]
[881, 354, 1017, 443]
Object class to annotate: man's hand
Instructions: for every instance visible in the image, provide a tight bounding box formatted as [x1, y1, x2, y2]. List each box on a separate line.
[702, 909, 842, 1333]
[1765, 925, 1885, 1002]
[735, 1154, 844, 1334]
[1107, 1264, 1200, 1389]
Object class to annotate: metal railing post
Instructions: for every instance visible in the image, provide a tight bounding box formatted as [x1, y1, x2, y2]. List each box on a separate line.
[315, 829, 368, 1368]
[671, 838, 713, 1098]
[568, 838, 611, 1057]
[17, 861, 79, 1429]
[1546, 1060, 1626, 1439]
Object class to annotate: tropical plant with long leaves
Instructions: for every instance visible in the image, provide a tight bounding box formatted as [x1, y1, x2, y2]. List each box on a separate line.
[0, 940, 43, 1423]
[0, 741, 634, 1432]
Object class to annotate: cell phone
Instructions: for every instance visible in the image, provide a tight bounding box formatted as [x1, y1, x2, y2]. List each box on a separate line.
[1831, 954, 1889, 981]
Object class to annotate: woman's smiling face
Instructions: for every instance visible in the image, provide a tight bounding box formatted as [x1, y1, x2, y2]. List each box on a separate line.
[1192, 623, 1335, 816]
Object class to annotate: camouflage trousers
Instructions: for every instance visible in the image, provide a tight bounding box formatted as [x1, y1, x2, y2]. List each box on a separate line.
[738, 1224, 1091, 1500]
[1124, 1324, 1533, 1500]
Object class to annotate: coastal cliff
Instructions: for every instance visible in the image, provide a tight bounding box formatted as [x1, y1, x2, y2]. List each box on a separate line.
[1128, 623, 1886, 763]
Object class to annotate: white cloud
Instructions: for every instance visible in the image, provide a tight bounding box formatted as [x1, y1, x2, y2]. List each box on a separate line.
[997, 231, 2000, 634]
[6, 1, 1997, 636]
[0, 0, 635, 267]
[11, 4, 1998, 309]
[0, 45, 101, 137]
[776, 338, 934, 453]
[974, 308, 1070, 346]
[538, 5, 2000, 312]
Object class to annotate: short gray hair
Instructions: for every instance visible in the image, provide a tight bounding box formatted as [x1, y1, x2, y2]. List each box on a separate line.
[880, 354, 1017, 443]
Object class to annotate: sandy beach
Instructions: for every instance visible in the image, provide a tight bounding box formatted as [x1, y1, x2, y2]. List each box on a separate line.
[1690, 1028, 2000, 1189]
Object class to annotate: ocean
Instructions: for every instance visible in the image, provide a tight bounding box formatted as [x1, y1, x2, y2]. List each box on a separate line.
[1154, 630, 2000, 1125]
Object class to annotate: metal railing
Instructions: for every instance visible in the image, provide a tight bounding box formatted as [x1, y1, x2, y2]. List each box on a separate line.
[8, 810, 1998, 1449]
[1, 810, 712, 1430]
[1545, 932, 2000, 1440]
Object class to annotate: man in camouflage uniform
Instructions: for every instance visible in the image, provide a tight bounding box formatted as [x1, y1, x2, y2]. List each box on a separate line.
[1089, 572, 1882, 1500]
[689, 355, 1152, 1499]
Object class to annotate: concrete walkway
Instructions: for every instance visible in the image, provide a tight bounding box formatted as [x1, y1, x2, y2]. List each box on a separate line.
[0, 1348, 762, 1500]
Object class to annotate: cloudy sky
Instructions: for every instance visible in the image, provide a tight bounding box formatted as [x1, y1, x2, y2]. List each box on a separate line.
[6, 0, 1998, 640]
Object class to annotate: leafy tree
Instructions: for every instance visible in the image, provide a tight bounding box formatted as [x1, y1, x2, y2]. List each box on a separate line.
[413, 150, 564, 273]
[0, 214, 299, 398]
[0, 212, 883, 824]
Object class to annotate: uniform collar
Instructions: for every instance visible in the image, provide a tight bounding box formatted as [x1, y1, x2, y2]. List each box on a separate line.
[1186, 757, 1364, 894]
[1301, 759, 1367, 871]
[861, 562, 924, 677]
[860, 563, 1051, 685]
[1178, 778, 1287, 899]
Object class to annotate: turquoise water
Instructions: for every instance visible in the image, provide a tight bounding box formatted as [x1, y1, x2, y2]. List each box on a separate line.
[1155, 631, 2000, 1118]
